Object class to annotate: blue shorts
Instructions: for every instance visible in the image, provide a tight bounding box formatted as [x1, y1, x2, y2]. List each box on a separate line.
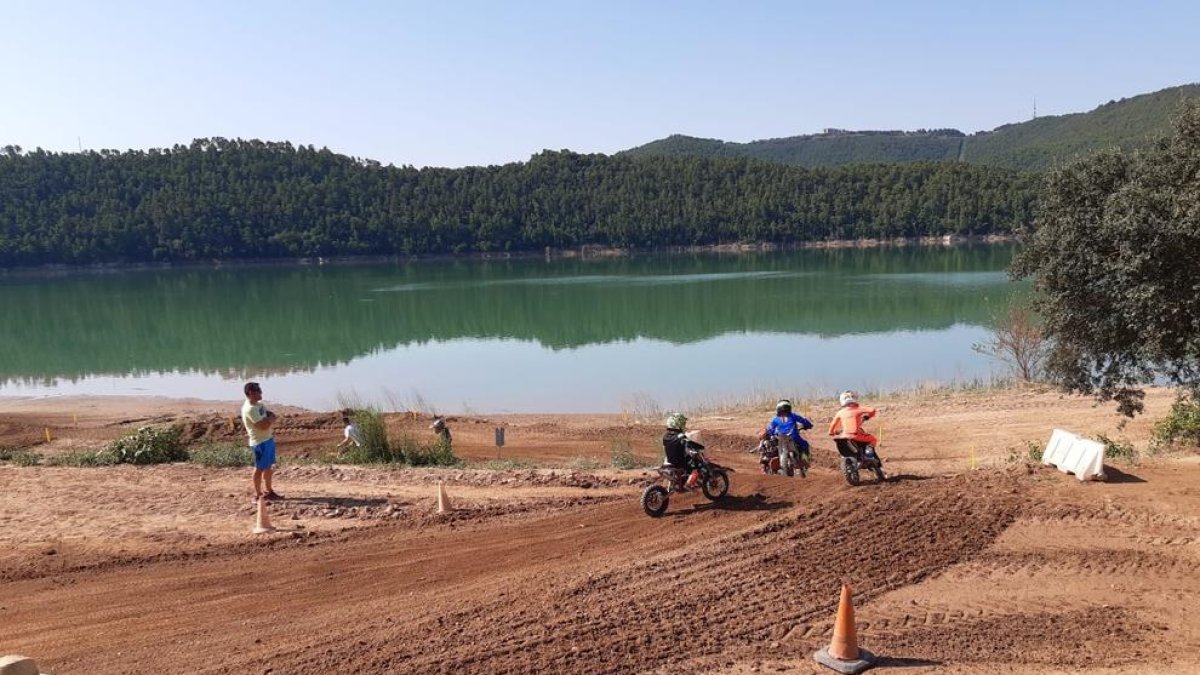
[252, 437, 277, 470]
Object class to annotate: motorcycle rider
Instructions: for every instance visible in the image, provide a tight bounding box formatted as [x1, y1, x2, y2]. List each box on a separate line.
[828, 390, 878, 451]
[662, 412, 701, 490]
[761, 400, 813, 476]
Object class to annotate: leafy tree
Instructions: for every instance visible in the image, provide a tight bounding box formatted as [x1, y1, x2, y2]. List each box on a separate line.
[1012, 102, 1200, 415]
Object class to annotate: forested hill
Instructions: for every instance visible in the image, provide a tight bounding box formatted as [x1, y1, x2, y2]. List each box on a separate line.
[624, 84, 1200, 171]
[0, 140, 1036, 267]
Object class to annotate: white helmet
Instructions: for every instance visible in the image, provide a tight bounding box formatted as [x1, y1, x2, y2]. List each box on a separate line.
[665, 412, 688, 431]
[838, 391, 857, 406]
[775, 400, 792, 415]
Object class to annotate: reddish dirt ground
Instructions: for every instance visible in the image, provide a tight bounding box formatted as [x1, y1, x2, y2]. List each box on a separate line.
[1, 387, 1198, 674]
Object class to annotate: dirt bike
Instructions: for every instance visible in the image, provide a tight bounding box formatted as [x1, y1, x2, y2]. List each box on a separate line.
[833, 438, 885, 486]
[750, 434, 809, 477]
[641, 432, 732, 518]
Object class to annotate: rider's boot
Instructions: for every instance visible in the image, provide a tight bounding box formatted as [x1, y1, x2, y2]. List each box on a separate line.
[685, 469, 701, 488]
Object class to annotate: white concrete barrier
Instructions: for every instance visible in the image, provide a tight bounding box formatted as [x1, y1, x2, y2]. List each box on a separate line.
[1041, 429, 1106, 481]
[0, 655, 47, 675]
[1042, 428, 1076, 466]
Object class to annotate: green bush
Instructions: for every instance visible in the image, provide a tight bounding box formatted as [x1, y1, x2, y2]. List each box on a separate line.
[50, 449, 120, 467]
[1095, 433, 1137, 464]
[189, 442, 254, 467]
[568, 455, 603, 471]
[1005, 440, 1043, 465]
[404, 438, 461, 467]
[0, 448, 41, 466]
[341, 409, 404, 463]
[610, 440, 648, 469]
[106, 425, 187, 465]
[1152, 395, 1200, 450]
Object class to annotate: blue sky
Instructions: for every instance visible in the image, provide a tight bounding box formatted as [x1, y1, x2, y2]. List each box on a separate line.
[2, 0, 1197, 168]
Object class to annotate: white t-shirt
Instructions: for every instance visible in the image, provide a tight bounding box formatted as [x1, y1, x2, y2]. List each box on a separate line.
[344, 423, 363, 446]
[241, 399, 273, 446]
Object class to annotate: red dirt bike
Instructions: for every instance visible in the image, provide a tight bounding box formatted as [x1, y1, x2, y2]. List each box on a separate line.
[833, 438, 885, 485]
[641, 432, 732, 518]
[749, 433, 809, 477]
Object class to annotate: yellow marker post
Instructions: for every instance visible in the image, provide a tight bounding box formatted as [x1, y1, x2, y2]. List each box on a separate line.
[228, 416, 235, 431]
[44, 428, 52, 443]
[73, 412, 78, 425]
[969, 447, 978, 471]
[877, 423, 883, 449]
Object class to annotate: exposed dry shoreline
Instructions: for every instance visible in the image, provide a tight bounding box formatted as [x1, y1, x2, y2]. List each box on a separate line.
[0, 234, 1017, 274]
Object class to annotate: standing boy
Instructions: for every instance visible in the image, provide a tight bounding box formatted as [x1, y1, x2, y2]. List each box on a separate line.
[242, 382, 282, 502]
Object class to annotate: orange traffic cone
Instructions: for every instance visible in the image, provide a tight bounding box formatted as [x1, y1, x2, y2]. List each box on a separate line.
[813, 583, 876, 673]
[436, 481, 453, 514]
[252, 497, 276, 534]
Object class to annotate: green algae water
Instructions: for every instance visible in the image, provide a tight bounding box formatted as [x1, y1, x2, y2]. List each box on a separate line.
[0, 246, 1022, 412]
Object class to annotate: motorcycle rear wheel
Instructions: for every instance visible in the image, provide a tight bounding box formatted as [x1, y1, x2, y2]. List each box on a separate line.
[702, 470, 730, 501]
[843, 458, 860, 486]
[641, 485, 669, 517]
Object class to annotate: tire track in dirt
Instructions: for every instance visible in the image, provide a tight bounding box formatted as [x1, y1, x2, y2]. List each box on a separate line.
[242, 472, 1026, 674]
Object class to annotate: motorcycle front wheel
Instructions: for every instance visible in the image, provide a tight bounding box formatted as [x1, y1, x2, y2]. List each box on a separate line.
[843, 458, 860, 486]
[641, 485, 670, 517]
[702, 469, 730, 501]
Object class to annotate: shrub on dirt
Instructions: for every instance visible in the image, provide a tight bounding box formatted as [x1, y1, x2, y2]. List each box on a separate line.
[610, 440, 650, 469]
[50, 449, 120, 467]
[1025, 440, 1043, 462]
[189, 442, 253, 467]
[1005, 440, 1043, 465]
[1151, 395, 1200, 451]
[403, 437, 461, 467]
[0, 447, 41, 466]
[1095, 434, 1137, 464]
[105, 425, 187, 465]
[341, 409, 403, 463]
[471, 458, 539, 470]
[568, 455, 603, 471]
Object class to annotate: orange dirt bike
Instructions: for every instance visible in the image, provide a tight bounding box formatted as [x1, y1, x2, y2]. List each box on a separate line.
[833, 438, 885, 485]
[641, 432, 732, 518]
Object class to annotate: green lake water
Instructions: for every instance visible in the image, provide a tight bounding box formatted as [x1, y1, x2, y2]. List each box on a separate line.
[0, 246, 1022, 413]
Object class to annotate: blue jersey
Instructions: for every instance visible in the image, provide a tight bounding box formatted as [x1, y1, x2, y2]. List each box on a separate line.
[768, 413, 813, 450]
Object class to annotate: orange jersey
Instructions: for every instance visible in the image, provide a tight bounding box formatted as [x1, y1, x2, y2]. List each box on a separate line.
[828, 403, 877, 443]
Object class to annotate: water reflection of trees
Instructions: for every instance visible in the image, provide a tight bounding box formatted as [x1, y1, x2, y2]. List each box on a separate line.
[0, 247, 1021, 381]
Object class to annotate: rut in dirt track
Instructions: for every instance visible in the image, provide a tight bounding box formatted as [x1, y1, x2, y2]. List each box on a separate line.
[249, 471, 1026, 674]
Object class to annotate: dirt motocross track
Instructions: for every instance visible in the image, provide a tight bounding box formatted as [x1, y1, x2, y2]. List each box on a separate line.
[2, 388, 1199, 674]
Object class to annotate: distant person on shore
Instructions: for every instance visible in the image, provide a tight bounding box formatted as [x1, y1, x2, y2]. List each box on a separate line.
[431, 418, 451, 448]
[337, 413, 363, 452]
[241, 381, 282, 502]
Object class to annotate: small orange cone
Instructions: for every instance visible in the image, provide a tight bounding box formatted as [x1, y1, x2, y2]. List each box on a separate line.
[813, 583, 876, 673]
[252, 497, 276, 534]
[436, 481, 453, 514]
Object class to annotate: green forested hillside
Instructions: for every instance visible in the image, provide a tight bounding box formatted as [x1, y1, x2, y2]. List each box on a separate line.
[0, 140, 1036, 266]
[624, 130, 965, 166]
[963, 84, 1200, 170]
[625, 84, 1200, 171]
